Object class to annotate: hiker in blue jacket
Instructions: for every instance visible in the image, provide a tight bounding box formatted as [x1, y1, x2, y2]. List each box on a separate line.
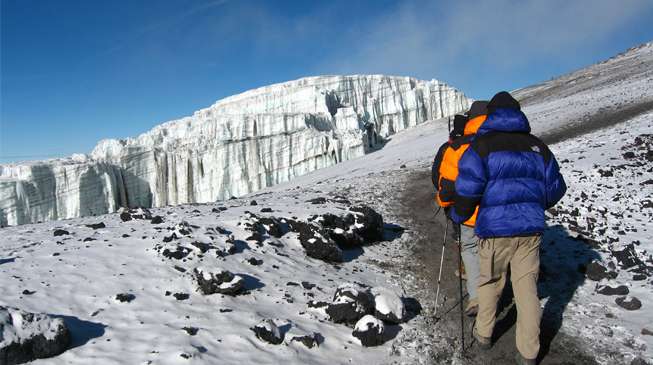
[450, 91, 566, 365]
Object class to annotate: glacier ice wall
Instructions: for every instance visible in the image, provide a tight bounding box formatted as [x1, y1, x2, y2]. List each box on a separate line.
[0, 75, 470, 226]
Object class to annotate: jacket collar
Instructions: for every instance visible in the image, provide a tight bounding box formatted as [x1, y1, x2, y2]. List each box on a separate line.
[464, 115, 487, 135]
[477, 108, 531, 136]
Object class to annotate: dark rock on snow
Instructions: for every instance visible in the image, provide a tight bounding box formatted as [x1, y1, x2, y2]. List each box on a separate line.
[288, 220, 343, 262]
[150, 216, 164, 224]
[307, 300, 328, 309]
[612, 244, 650, 273]
[349, 206, 384, 243]
[326, 283, 374, 324]
[251, 319, 283, 345]
[320, 206, 384, 247]
[53, 229, 69, 237]
[301, 281, 316, 290]
[194, 268, 244, 296]
[247, 257, 263, 266]
[161, 246, 192, 260]
[585, 261, 618, 281]
[115, 293, 136, 303]
[182, 326, 199, 336]
[119, 208, 152, 222]
[85, 222, 106, 229]
[290, 333, 321, 349]
[597, 285, 629, 296]
[173, 293, 189, 301]
[352, 315, 385, 347]
[0, 306, 71, 364]
[307, 197, 327, 204]
[615, 296, 642, 310]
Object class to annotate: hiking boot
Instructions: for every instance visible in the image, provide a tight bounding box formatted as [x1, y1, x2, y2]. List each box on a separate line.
[515, 352, 536, 365]
[472, 327, 491, 350]
[465, 300, 478, 317]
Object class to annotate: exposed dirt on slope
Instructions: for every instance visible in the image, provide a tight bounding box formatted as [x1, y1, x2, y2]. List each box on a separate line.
[541, 99, 653, 144]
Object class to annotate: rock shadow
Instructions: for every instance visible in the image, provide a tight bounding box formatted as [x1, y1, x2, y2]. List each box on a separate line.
[402, 296, 423, 322]
[0, 257, 16, 266]
[383, 223, 406, 241]
[239, 273, 265, 291]
[341, 247, 365, 263]
[382, 324, 402, 342]
[231, 239, 250, 254]
[53, 315, 106, 349]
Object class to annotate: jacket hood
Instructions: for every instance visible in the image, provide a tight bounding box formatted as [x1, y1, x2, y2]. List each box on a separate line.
[467, 101, 489, 119]
[477, 108, 531, 136]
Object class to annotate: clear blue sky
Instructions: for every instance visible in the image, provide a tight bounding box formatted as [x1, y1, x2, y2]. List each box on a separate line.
[2, 0, 653, 163]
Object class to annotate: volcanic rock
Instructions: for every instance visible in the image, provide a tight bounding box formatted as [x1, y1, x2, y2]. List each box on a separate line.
[251, 319, 283, 345]
[352, 315, 385, 347]
[325, 283, 374, 324]
[0, 306, 71, 364]
[615, 296, 642, 310]
[194, 268, 244, 296]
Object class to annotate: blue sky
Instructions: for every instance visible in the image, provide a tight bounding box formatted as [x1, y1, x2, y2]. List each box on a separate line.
[2, 0, 653, 163]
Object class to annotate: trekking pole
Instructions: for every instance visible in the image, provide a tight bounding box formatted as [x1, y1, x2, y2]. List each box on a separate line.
[457, 225, 465, 353]
[434, 216, 449, 318]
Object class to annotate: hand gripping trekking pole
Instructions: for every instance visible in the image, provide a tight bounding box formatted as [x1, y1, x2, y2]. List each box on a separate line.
[433, 216, 448, 318]
[457, 225, 465, 353]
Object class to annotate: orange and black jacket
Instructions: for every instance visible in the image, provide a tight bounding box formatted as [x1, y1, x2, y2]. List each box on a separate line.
[431, 115, 486, 226]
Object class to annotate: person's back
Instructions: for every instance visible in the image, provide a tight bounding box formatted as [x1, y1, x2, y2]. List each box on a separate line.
[431, 114, 468, 196]
[451, 91, 566, 364]
[431, 102, 488, 316]
[451, 93, 566, 236]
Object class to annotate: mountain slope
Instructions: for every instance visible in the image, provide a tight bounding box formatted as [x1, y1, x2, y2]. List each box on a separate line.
[515, 41, 653, 142]
[1, 42, 652, 365]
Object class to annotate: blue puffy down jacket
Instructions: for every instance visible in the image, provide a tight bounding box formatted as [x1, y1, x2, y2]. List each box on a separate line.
[450, 108, 567, 238]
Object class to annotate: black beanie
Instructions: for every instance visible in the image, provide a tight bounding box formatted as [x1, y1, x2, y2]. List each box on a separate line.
[487, 91, 521, 112]
[451, 114, 468, 138]
[467, 100, 489, 118]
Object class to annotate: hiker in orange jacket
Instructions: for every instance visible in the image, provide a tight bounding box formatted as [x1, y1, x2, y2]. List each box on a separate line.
[431, 100, 489, 316]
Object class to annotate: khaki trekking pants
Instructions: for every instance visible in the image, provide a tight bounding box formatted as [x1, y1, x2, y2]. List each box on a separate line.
[475, 235, 541, 360]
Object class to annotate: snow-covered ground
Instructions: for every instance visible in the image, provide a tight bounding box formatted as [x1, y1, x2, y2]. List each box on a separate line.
[3, 106, 650, 363]
[542, 112, 653, 362]
[0, 192, 417, 364]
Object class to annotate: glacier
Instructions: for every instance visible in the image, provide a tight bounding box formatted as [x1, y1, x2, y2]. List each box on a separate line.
[0, 75, 470, 226]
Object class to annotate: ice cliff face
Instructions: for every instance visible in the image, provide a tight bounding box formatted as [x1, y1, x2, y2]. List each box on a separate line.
[0, 75, 470, 226]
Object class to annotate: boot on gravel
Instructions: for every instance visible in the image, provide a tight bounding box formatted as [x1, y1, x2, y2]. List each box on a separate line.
[472, 327, 491, 350]
[515, 352, 536, 365]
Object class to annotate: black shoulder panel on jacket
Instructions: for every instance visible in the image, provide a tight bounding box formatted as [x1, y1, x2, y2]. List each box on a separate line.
[471, 132, 551, 163]
[449, 135, 474, 150]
